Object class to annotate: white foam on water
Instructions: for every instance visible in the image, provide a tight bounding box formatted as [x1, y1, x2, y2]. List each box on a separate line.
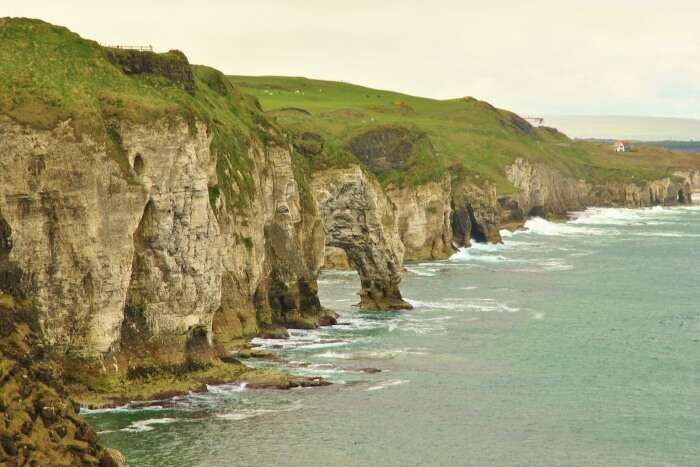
[632, 232, 700, 238]
[539, 258, 574, 271]
[499, 229, 514, 238]
[464, 302, 520, 313]
[215, 401, 303, 421]
[121, 417, 178, 433]
[533, 312, 545, 320]
[570, 207, 644, 226]
[461, 285, 478, 290]
[81, 404, 131, 414]
[366, 379, 409, 391]
[405, 298, 468, 310]
[405, 267, 436, 277]
[522, 217, 609, 236]
[206, 382, 247, 394]
[449, 248, 512, 263]
[317, 349, 426, 360]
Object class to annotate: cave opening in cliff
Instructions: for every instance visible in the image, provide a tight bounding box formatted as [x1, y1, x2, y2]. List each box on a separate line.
[133, 153, 145, 176]
[678, 189, 686, 204]
[466, 205, 487, 243]
[0, 212, 11, 259]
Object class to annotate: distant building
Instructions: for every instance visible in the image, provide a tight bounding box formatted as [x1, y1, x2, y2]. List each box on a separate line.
[612, 140, 631, 152]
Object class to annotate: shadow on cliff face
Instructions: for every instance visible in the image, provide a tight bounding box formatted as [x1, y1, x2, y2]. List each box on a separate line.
[0, 211, 27, 300]
[346, 125, 432, 176]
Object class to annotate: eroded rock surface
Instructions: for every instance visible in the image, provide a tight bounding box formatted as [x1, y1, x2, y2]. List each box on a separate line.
[311, 166, 411, 310]
[386, 176, 454, 260]
[0, 116, 327, 374]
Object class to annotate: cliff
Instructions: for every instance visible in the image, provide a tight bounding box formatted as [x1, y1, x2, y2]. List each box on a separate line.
[503, 158, 696, 219]
[0, 19, 339, 403]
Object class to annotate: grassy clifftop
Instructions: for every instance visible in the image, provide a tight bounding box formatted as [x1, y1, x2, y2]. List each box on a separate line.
[0, 17, 287, 208]
[230, 75, 700, 192]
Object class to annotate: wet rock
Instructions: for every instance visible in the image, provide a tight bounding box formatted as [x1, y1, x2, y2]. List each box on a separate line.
[258, 325, 290, 340]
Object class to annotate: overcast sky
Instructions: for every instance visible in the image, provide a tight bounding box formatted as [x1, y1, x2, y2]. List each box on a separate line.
[5, 0, 700, 119]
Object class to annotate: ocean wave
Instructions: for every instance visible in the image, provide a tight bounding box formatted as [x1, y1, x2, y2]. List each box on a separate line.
[121, 417, 178, 432]
[206, 382, 247, 394]
[405, 298, 467, 310]
[405, 267, 436, 277]
[539, 258, 574, 271]
[81, 403, 165, 415]
[464, 302, 520, 313]
[215, 401, 303, 421]
[522, 217, 610, 236]
[632, 232, 700, 238]
[570, 208, 645, 226]
[366, 379, 409, 391]
[318, 349, 426, 360]
[449, 248, 512, 263]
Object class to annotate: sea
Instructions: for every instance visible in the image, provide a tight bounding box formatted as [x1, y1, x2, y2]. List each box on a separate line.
[85, 203, 700, 466]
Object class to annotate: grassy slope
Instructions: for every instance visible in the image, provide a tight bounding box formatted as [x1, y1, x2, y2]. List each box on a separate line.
[0, 17, 285, 208]
[229, 75, 700, 193]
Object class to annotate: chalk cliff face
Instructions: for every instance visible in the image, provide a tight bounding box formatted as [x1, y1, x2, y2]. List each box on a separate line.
[0, 115, 327, 372]
[504, 158, 695, 218]
[311, 165, 411, 310]
[386, 176, 454, 260]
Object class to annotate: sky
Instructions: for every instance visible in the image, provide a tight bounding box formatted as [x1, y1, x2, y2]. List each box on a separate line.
[5, 0, 700, 119]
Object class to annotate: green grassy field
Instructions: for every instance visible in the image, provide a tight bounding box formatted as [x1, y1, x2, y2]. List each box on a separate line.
[229, 75, 700, 192]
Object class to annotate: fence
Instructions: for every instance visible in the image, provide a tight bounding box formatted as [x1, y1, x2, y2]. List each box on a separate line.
[103, 44, 154, 52]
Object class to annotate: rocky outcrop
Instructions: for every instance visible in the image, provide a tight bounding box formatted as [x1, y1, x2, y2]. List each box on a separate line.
[311, 165, 411, 310]
[105, 48, 195, 95]
[386, 176, 453, 260]
[0, 295, 125, 466]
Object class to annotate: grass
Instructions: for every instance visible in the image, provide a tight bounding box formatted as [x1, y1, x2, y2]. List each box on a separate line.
[229, 75, 700, 192]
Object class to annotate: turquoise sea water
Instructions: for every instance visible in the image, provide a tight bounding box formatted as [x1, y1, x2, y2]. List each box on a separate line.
[86, 204, 700, 466]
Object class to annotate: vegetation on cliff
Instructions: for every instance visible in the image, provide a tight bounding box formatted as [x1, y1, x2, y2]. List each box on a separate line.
[0, 17, 291, 210]
[229, 75, 700, 192]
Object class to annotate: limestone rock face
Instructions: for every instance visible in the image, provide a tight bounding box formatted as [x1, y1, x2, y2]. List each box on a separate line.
[117, 121, 222, 368]
[323, 246, 352, 270]
[505, 158, 589, 216]
[311, 165, 411, 310]
[0, 116, 325, 369]
[505, 158, 694, 217]
[386, 176, 454, 260]
[0, 117, 149, 357]
[451, 179, 504, 246]
[212, 141, 326, 347]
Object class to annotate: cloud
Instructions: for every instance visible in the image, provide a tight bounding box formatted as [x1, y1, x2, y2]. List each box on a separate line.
[4, 0, 700, 118]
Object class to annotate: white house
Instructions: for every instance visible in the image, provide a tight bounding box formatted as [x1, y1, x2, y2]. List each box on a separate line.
[612, 140, 631, 152]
